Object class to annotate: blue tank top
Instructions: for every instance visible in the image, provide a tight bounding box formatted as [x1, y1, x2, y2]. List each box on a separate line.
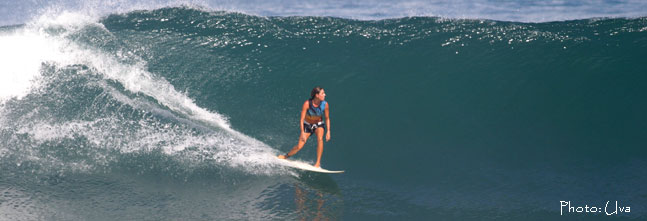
[307, 100, 326, 117]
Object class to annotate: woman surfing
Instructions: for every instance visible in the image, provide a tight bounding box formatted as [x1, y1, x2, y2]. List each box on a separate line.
[278, 86, 331, 168]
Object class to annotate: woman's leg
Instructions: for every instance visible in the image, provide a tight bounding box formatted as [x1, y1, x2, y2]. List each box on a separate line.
[313, 127, 325, 167]
[278, 132, 311, 159]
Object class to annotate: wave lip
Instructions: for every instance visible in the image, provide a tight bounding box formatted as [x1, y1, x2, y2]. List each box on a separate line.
[2, 0, 647, 27]
[213, 0, 647, 22]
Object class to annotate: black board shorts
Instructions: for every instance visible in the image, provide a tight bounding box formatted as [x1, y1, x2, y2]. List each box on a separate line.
[303, 122, 325, 134]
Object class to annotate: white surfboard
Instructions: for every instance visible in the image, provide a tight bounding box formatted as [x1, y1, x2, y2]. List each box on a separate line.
[278, 158, 344, 174]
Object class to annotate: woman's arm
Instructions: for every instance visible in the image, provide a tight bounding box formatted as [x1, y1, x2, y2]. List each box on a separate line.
[300, 100, 309, 133]
[325, 103, 331, 141]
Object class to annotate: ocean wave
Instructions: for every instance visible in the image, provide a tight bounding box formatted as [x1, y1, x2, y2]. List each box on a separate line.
[0, 11, 284, 177]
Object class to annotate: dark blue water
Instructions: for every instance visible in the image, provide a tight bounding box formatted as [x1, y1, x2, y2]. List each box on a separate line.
[1, 2, 647, 220]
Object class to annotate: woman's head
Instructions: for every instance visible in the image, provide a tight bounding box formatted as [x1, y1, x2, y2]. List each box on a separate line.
[310, 86, 326, 101]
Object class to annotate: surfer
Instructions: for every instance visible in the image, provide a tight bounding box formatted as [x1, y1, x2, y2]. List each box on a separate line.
[278, 86, 331, 168]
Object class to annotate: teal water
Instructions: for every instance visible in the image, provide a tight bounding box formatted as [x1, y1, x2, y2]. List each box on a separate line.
[1, 7, 647, 220]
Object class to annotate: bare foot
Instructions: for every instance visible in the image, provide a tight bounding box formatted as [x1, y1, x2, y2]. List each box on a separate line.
[277, 154, 287, 159]
[313, 163, 321, 168]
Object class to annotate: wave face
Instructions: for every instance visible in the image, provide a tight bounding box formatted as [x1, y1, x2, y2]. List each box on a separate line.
[1, 7, 647, 220]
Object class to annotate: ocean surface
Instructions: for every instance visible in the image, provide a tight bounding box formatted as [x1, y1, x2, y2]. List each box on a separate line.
[1, 1, 647, 220]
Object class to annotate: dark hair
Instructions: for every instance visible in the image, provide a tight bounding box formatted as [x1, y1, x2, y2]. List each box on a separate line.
[310, 86, 323, 100]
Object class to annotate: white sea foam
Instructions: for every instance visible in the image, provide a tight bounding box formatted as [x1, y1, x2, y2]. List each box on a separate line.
[0, 10, 102, 102]
[0, 30, 64, 101]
